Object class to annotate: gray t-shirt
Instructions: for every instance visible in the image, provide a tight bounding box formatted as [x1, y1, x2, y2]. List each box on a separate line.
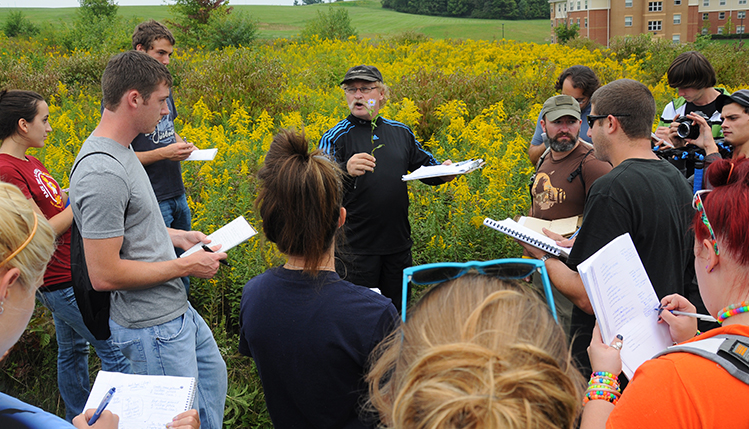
[70, 136, 187, 329]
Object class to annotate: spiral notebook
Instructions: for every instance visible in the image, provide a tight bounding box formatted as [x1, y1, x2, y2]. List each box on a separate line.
[483, 217, 571, 258]
[83, 371, 196, 429]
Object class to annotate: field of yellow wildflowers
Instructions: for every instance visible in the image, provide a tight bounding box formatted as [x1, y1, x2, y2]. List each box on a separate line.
[3, 35, 740, 426]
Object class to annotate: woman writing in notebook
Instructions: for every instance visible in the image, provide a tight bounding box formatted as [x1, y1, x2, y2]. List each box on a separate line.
[238, 129, 398, 429]
[0, 90, 131, 422]
[581, 157, 749, 428]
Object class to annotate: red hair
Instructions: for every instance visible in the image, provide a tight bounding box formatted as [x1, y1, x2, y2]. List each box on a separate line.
[695, 156, 749, 265]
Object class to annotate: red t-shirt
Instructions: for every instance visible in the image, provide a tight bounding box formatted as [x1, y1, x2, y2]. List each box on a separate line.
[608, 324, 749, 428]
[0, 154, 71, 287]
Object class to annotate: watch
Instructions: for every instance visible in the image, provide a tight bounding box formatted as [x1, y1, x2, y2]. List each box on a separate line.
[540, 253, 556, 263]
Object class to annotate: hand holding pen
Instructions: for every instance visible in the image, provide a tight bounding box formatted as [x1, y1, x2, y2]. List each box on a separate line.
[71, 387, 119, 428]
[657, 294, 701, 344]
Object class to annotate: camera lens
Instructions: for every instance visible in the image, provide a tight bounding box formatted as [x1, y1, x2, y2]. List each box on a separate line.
[676, 121, 700, 140]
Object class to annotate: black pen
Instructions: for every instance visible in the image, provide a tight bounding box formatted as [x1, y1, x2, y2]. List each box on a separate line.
[202, 245, 230, 267]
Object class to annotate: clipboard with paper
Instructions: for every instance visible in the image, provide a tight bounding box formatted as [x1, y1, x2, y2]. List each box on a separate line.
[402, 158, 484, 181]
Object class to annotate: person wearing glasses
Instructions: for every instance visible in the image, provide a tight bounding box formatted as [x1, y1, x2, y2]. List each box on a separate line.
[521, 79, 698, 377]
[239, 129, 398, 429]
[528, 65, 600, 166]
[580, 157, 749, 428]
[367, 262, 584, 429]
[0, 90, 131, 422]
[318, 65, 454, 314]
[654, 51, 730, 150]
[529, 94, 611, 335]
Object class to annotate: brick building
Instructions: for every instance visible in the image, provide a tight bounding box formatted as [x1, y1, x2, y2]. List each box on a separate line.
[550, 0, 748, 45]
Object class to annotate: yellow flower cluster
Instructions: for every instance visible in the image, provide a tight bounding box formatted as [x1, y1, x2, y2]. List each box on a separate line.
[15, 37, 695, 310]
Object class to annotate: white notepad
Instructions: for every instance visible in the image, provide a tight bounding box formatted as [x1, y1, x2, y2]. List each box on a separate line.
[84, 371, 196, 429]
[184, 148, 218, 161]
[402, 159, 484, 181]
[483, 217, 571, 257]
[181, 215, 257, 258]
[577, 233, 673, 379]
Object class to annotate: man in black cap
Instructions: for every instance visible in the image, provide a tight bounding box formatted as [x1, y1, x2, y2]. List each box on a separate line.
[685, 89, 749, 162]
[319, 65, 454, 313]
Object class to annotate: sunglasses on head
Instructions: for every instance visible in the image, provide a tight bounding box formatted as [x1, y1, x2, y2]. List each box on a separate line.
[401, 258, 557, 323]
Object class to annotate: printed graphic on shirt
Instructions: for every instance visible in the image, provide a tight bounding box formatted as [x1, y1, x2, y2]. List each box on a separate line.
[34, 168, 63, 209]
[144, 113, 176, 145]
[532, 172, 566, 211]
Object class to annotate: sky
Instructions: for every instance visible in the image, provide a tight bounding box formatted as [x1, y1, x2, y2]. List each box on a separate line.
[0, 0, 296, 7]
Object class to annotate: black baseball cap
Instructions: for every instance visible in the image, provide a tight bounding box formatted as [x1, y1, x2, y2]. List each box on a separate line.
[341, 65, 384, 85]
[717, 89, 749, 112]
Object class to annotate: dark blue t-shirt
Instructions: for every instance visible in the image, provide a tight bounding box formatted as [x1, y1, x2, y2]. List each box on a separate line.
[238, 267, 398, 429]
[130, 92, 185, 202]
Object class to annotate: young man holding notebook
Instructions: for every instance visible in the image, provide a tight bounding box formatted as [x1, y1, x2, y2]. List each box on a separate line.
[69, 51, 227, 429]
[520, 79, 698, 376]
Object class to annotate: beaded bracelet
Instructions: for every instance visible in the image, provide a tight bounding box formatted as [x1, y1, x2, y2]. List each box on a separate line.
[583, 389, 620, 406]
[588, 376, 619, 388]
[591, 371, 618, 380]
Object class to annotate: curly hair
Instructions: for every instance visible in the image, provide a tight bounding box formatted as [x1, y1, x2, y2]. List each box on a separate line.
[367, 275, 584, 429]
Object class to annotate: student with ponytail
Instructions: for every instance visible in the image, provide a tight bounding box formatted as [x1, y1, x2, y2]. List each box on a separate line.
[238, 129, 398, 429]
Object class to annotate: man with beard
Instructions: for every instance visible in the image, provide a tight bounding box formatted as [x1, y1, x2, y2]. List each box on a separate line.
[528, 95, 611, 334]
[530, 95, 611, 220]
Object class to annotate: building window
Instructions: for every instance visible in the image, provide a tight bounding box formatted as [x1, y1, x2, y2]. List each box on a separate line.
[625, 16, 633, 26]
[674, 0, 681, 4]
[719, 12, 725, 19]
[673, 34, 681, 43]
[625, 0, 633, 7]
[674, 14, 681, 24]
[577, 1, 581, 9]
[718, 27, 724, 34]
[648, 20, 662, 31]
[703, 12, 709, 20]
[577, 18, 580, 25]
[738, 26, 746, 34]
[702, 27, 709, 34]
[720, 0, 725, 4]
[740, 0, 747, 5]
[739, 11, 746, 19]
[649, 1, 663, 11]
[564, 3, 567, 11]
[703, 0, 709, 6]
[585, 0, 589, 8]
[585, 17, 588, 27]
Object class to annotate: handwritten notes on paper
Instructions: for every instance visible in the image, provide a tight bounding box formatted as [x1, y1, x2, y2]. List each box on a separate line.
[83, 371, 196, 429]
[577, 233, 673, 379]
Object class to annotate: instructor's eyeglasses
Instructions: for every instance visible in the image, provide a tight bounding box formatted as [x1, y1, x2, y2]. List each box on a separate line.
[401, 258, 557, 323]
[693, 189, 719, 255]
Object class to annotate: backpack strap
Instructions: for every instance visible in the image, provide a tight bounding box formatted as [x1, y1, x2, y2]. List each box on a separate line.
[567, 148, 595, 194]
[652, 334, 749, 385]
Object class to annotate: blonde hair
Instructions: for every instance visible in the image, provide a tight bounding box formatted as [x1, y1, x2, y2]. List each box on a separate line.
[0, 183, 55, 291]
[367, 275, 584, 429]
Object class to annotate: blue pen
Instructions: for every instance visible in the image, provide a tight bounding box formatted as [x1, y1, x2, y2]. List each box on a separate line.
[569, 228, 580, 239]
[88, 387, 115, 425]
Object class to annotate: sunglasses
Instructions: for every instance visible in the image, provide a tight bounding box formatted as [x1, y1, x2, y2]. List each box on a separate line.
[586, 114, 631, 129]
[401, 258, 557, 323]
[693, 189, 719, 255]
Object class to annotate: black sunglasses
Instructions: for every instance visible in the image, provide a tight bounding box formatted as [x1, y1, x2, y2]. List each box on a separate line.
[586, 114, 631, 129]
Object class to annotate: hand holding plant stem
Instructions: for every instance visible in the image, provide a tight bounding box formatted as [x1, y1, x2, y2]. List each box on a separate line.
[367, 99, 384, 156]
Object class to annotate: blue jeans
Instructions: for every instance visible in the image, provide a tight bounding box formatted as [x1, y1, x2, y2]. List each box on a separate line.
[36, 286, 131, 422]
[159, 194, 192, 294]
[108, 304, 227, 429]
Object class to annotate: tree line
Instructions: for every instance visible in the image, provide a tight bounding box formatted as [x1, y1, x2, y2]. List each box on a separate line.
[381, 0, 550, 20]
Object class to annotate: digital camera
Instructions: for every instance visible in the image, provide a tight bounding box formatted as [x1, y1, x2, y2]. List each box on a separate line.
[675, 111, 709, 140]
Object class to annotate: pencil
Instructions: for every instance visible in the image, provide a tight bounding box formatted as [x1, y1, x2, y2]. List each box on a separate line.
[670, 310, 717, 323]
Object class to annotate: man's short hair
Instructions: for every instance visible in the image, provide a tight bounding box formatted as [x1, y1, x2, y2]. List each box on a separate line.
[101, 51, 172, 111]
[554, 65, 600, 99]
[667, 51, 716, 90]
[590, 79, 655, 140]
[132, 19, 175, 51]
